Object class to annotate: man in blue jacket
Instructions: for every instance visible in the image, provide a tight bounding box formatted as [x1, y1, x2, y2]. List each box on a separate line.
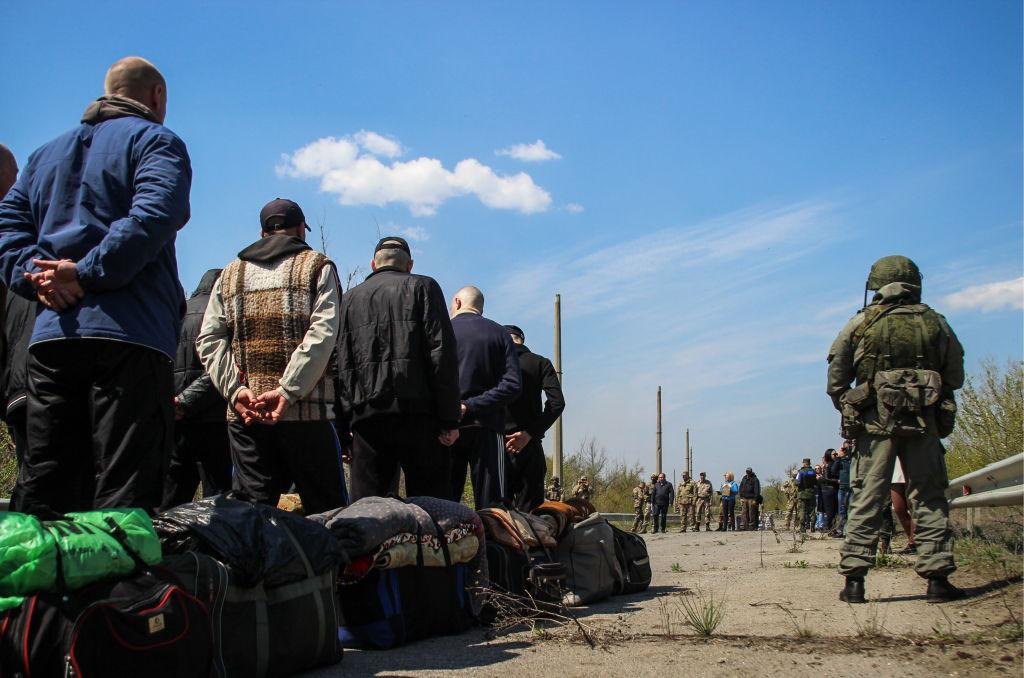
[0, 57, 191, 517]
[448, 286, 522, 509]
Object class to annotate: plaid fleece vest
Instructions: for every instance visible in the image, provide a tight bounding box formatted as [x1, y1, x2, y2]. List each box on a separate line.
[221, 249, 335, 422]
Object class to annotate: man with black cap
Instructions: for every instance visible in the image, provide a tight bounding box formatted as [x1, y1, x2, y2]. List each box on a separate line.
[503, 325, 565, 511]
[197, 198, 346, 514]
[336, 235, 461, 501]
[738, 466, 761, 530]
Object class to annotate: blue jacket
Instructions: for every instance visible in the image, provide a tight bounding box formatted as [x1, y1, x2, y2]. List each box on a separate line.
[0, 97, 191, 359]
[451, 312, 522, 432]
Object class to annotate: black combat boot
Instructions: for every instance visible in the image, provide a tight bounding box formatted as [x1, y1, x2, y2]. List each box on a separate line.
[839, 577, 866, 604]
[926, 577, 967, 603]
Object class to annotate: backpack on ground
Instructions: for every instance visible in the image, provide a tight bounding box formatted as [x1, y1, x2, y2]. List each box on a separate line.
[0, 562, 211, 678]
[479, 508, 565, 618]
[556, 513, 623, 607]
[607, 523, 651, 594]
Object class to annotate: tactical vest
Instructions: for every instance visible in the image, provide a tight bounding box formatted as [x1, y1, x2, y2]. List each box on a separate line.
[851, 303, 943, 385]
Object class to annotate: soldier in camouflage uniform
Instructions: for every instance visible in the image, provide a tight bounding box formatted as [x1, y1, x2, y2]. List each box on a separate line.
[782, 469, 799, 530]
[572, 476, 591, 501]
[675, 472, 698, 532]
[644, 473, 658, 533]
[827, 255, 965, 604]
[631, 481, 648, 532]
[694, 472, 713, 530]
[546, 476, 563, 502]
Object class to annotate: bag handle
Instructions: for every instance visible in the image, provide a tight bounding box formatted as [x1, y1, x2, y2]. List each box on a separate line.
[103, 517, 152, 573]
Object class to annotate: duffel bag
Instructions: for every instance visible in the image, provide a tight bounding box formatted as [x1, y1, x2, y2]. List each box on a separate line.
[0, 566, 211, 678]
[337, 520, 475, 649]
[165, 548, 341, 678]
[556, 513, 623, 607]
[608, 523, 652, 594]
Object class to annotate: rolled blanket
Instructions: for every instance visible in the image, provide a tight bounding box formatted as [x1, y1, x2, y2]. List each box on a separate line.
[307, 497, 435, 559]
[374, 535, 481, 570]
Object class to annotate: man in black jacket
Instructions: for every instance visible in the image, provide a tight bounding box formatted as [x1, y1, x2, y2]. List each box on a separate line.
[448, 286, 522, 509]
[160, 269, 231, 509]
[738, 467, 761, 531]
[503, 325, 565, 511]
[337, 237, 461, 501]
[650, 473, 674, 533]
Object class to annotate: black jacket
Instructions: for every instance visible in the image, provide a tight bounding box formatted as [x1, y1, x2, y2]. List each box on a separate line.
[451, 312, 522, 433]
[174, 269, 226, 422]
[739, 473, 761, 500]
[505, 344, 565, 438]
[651, 480, 674, 507]
[1, 291, 35, 417]
[337, 267, 461, 429]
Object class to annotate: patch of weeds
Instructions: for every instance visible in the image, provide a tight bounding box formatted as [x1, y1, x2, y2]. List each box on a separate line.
[874, 552, 910, 568]
[850, 602, 890, 638]
[783, 560, 809, 569]
[670, 562, 682, 573]
[678, 589, 727, 637]
[995, 618, 1024, 642]
[930, 607, 957, 642]
[775, 604, 816, 639]
[955, 537, 1023, 578]
[787, 532, 805, 554]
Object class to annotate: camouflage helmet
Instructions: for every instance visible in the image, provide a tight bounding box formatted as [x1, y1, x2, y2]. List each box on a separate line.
[650, 473, 658, 481]
[867, 255, 922, 291]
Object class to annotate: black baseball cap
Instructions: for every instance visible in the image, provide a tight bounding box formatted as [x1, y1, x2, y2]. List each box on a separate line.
[375, 236, 411, 255]
[504, 325, 525, 340]
[260, 198, 310, 232]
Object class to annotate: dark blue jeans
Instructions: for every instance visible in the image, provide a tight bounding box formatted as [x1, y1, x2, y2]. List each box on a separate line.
[837, 485, 851, 531]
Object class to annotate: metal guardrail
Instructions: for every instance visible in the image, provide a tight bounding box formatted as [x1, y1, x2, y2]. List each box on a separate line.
[945, 452, 1024, 509]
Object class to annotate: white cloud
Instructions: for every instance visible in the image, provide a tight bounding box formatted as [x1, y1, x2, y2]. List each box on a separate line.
[278, 133, 552, 216]
[943, 277, 1024, 312]
[353, 130, 403, 158]
[399, 226, 430, 242]
[496, 139, 562, 162]
[566, 202, 585, 214]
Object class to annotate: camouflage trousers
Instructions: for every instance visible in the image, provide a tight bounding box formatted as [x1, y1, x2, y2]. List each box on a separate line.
[784, 498, 799, 530]
[631, 506, 646, 532]
[678, 503, 695, 531]
[694, 498, 712, 527]
[840, 431, 955, 579]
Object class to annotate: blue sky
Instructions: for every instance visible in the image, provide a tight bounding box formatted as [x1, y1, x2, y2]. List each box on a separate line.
[2, 1, 1021, 482]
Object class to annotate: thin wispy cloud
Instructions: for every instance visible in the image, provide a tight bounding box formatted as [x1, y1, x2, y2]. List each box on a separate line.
[943, 277, 1024, 312]
[496, 139, 562, 162]
[565, 202, 585, 214]
[399, 225, 430, 242]
[277, 132, 552, 216]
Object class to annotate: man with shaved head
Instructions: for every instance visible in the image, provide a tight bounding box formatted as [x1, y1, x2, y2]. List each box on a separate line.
[448, 285, 522, 508]
[0, 57, 191, 517]
[336, 236, 461, 501]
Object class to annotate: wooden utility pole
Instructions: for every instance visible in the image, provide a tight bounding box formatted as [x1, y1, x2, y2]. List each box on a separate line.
[656, 386, 663, 475]
[553, 294, 563, 483]
[685, 428, 691, 478]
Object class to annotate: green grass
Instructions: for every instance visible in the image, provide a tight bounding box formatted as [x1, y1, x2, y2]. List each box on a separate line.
[678, 590, 727, 637]
[783, 560, 809, 569]
[670, 562, 682, 573]
[874, 552, 911, 568]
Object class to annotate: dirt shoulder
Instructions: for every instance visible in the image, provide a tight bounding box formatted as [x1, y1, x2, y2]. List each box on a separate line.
[305, 528, 1023, 677]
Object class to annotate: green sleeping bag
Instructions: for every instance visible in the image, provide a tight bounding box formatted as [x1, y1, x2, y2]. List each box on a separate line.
[0, 509, 161, 611]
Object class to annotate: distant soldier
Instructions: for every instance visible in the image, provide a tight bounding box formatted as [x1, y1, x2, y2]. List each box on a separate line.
[631, 481, 648, 532]
[572, 476, 591, 501]
[644, 473, 658, 533]
[795, 458, 817, 533]
[782, 469, 799, 530]
[546, 476, 563, 502]
[694, 472, 713, 531]
[676, 472, 697, 532]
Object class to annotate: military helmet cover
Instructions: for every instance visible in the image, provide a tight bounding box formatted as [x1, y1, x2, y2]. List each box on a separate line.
[867, 255, 922, 290]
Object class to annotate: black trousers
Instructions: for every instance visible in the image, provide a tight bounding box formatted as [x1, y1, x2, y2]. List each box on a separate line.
[449, 426, 508, 510]
[18, 340, 173, 518]
[6, 401, 28, 512]
[160, 421, 233, 511]
[507, 437, 546, 512]
[349, 413, 451, 502]
[228, 419, 346, 515]
[652, 504, 669, 532]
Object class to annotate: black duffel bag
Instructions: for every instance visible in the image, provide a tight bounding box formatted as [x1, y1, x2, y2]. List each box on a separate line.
[0, 566, 212, 678]
[608, 523, 652, 594]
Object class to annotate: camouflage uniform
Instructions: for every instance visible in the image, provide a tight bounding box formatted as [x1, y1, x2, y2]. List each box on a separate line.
[827, 256, 964, 588]
[572, 477, 591, 501]
[782, 475, 799, 530]
[631, 483, 648, 532]
[644, 474, 658, 533]
[675, 476, 698, 531]
[694, 476, 713, 529]
[546, 478, 563, 502]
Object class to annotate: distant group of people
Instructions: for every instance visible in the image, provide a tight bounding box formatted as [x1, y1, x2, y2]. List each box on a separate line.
[628, 468, 764, 534]
[0, 57, 566, 521]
